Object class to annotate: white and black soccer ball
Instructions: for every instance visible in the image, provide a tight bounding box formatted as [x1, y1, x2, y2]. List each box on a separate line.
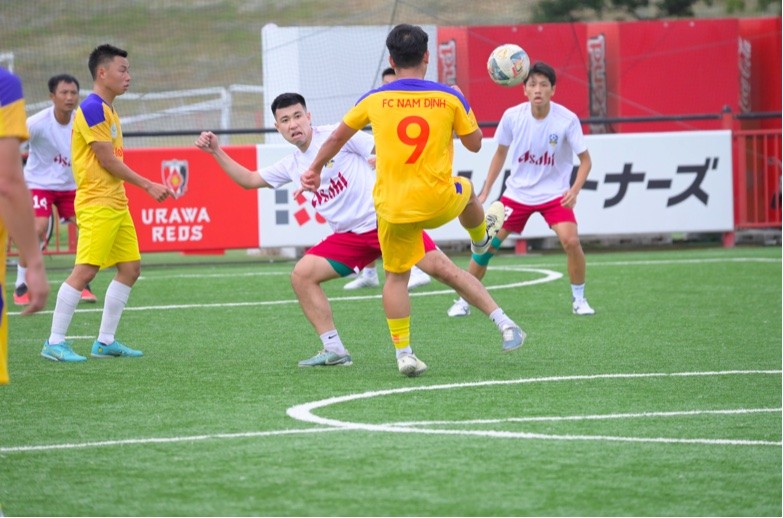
[487, 43, 530, 87]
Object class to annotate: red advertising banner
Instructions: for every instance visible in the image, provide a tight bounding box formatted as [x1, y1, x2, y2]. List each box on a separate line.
[738, 17, 782, 130]
[124, 146, 259, 252]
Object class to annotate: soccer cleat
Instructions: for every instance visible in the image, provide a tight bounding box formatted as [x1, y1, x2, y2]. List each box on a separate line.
[397, 354, 427, 377]
[501, 326, 526, 352]
[41, 341, 87, 362]
[13, 284, 29, 306]
[572, 298, 596, 316]
[447, 298, 470, 317]
[80, 285, 98, 303]
[407, 266, 432, 291]
[91, 340, 143, 358]
[343, 269, 380, 290]
[298, 349, 353, 367]
[471, 201, 506, 255]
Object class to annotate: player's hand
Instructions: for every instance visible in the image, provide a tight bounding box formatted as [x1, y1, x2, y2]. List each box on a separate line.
[477, 191, 488, 204]
[20, 259, 49, 315]
[561, 189, 578, 208]
[147, 182, 174, 202]
[293, 168, 322, 198]
[194, 131, 219, 153]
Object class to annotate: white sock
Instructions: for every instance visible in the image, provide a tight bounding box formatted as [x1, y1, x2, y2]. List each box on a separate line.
[16, 265, 26, 287]
[363, 267, 377, 278]
[489, 308, 515, 330]
[48, 283, 82, 344]
[97, 280, 132, 345]
[320, 329, 347, 355]
[395, 346, 413, 359]
[571, 283, 586, 301]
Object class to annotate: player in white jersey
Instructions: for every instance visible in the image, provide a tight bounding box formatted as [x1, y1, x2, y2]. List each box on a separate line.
[196, 92, 515, 375]
[447, 61, 596, 317]
[13, 74, 97, 305]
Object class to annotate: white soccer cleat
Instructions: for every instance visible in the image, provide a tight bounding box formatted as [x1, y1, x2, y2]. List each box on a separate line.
[344, 269, 380, 290]
[447, 298, 470, 317]
[572, 298, 596, 316]
[407, 266, 432, 291]
[471, 201, 506, 255]
[397, 354, 428, 377]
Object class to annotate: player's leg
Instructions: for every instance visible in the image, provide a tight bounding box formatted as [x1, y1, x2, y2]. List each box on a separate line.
[56, 190, 97, 303]
[545, 198, 594, 316]
[407, 264, 431, 291]
[42, 262, 97, 362]
[87, 208, 144, 358]
[377, 219, 427, 377]
[14, 190, 55, 305]
[452, 178, 506, 255]
[296, 231, 380, 366]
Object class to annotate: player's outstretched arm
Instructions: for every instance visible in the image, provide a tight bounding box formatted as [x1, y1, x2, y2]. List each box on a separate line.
[0, 138, 49, 314]
[296, 122, 357, 196]
[195, 131, 270, 190]
[91, 141, 173, 202]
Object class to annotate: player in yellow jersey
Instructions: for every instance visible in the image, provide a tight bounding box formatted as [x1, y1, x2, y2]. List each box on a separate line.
[0, 67, 50, 384]
[43, 44, 173, 362]
[299, 24, 526, 377]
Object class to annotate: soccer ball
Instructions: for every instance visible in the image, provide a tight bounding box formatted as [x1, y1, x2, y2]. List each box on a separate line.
[487, 44, 530, 87]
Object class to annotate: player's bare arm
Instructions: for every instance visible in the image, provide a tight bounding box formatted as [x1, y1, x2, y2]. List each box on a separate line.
[0, 138, 49, 314]
[91, 140, 173, 202]
[297, 122, 357, 195]
[459, 128, 483, 153]
[195, 131, 270, 190]
[561, 149, 592, 208]
[478, 144, 510, 204]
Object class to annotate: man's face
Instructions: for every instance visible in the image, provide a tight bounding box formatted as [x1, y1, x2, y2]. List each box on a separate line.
[50, 81, 79, 114]
[100, 56, 131, 96]
[524, 72, 555, 107]
[274, 103, 312, 148]
[382, 72, 395, 84]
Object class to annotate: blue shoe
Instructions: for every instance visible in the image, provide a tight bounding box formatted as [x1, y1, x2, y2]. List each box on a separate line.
[91, 340, 143, 358]
[41, 341, 87, 362]
[298, 349, 352, 367]
[501, 326, 526, 352]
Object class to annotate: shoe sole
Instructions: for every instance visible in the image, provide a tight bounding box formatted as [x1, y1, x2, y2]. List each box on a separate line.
[91, 353, 143, 358]
[447, 310, 470, 317]
[502, 329, 527, 353]
[41, 352, 86, 362]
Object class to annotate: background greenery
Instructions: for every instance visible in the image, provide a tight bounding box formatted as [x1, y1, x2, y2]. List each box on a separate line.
[2, 246, 781, 516]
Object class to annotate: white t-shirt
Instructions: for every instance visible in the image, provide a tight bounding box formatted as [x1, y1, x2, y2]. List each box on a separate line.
[260, 124, 377, 234]
[495, 101, 587, 205]
[23, 106, 77, 191]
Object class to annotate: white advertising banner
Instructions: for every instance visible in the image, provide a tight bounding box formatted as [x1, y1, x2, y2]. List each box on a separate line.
[256, 130, 734, 247]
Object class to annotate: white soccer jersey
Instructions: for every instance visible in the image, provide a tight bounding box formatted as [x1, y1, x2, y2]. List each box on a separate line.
[496, 101, 587, 205]
[260, 124, 377, 234]
[23, 106, 77, 191]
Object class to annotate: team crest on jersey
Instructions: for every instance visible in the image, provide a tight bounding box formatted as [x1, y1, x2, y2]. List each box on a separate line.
[162, 159, 189, 199]
[324, 158, 335, 169]
[110, 123, 117, 139]
[548, 133, 559, 147]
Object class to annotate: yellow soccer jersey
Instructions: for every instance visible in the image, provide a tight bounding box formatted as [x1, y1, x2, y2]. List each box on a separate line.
[343, 78, 479, 223]
[72, 93, 128, 209]
[0, 67, 28, 385]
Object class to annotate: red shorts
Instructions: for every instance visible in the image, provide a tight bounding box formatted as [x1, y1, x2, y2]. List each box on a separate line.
[306, 229, 437, 274]
[500, 195, 576, 234]
[30, 189, 76, 221]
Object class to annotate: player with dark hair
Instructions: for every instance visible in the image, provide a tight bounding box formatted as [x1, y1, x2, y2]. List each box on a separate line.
[298, 24, 525, 376]
[43, 44, 173, 362]
[447, 61, 595, 318]
[13, 73, 98, 306]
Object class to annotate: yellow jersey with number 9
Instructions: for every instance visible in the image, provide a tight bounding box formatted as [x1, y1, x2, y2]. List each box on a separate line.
[72, 93, 128, 210]
[343, 78, 478, 224]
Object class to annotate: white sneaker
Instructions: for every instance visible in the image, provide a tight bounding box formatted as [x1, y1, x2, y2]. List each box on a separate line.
[397, 354, 428, 377]
[572, 298, 595, 316]
[407, 266, 432, 291]
[344, 269, 379, 290]
[471, 201, 506, 255]
[447, 298, 470, 317]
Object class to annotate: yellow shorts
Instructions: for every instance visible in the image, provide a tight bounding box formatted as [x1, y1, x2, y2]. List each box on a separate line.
[1, 228, 8, 384]
[75, 205, 140, 268]
[378, 176, 472, 273]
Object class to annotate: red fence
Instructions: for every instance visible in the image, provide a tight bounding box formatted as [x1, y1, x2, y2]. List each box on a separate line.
[733, 128, 782, 229]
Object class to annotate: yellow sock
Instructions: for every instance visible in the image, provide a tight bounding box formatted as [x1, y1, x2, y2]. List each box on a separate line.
[388, 316, 411, 350]
[466, 220, 487, 243]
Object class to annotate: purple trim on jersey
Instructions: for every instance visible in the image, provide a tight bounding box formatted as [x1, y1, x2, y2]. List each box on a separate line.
[80, 93, 108, 127]
[355, 78, 471, 113]
[0, 69, 24, 106]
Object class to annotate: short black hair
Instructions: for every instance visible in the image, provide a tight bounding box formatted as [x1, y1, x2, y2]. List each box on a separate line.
[88, 44, 128, 80]
[525, 61, 556, 86]
[386, 24, 428, 69]
[48, 74, 79, 93]
[271, 92, 306, 117]
[381, 67, 395, 78]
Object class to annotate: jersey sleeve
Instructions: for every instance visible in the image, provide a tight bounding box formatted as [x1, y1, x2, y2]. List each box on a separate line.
[451, 93, 479, 137]
[258, 154, 295, 188]
[0, 71, 28, 142]
[565, 115, 587, 154]
[77, 100, 113, 145]
[495, 108, 514, 147]
[343, 101, 370, 132]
